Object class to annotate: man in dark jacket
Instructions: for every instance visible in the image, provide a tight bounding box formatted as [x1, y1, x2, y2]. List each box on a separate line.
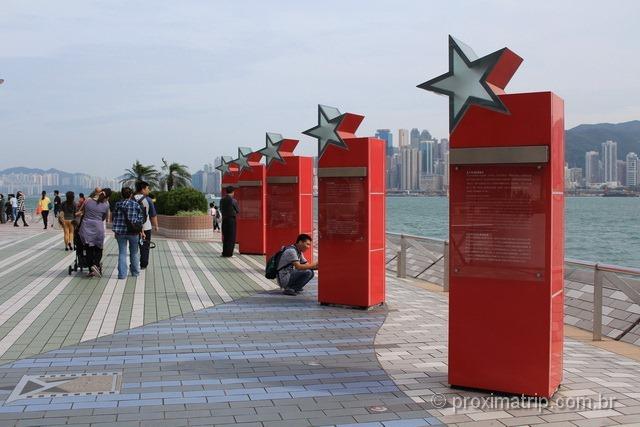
[219, 186, 239, 257]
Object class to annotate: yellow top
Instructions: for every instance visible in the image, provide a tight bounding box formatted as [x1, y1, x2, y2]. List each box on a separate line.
[38, 197, 50, 211]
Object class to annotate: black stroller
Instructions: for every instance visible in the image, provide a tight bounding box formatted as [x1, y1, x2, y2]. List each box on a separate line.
[68, 219, 91, 275]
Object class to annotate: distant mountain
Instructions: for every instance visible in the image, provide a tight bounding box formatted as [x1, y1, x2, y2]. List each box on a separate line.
[565, 120, 640, 168]
[0, 167, 84, 177]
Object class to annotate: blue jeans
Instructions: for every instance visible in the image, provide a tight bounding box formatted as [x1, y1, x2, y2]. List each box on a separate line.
[116, 234, 140, 279]
[287, 269, 314, 291]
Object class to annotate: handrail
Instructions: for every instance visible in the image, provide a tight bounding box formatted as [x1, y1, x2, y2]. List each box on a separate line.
[387, 232, 640, 342]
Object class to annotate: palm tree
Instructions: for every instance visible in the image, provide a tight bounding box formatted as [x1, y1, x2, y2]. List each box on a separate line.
[120, 160, 160, 189]
[160, 158, 191, 191]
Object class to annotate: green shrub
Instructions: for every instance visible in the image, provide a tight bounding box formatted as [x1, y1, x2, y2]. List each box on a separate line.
[175, 210, 208, 217]
[155, 187, 207, 215]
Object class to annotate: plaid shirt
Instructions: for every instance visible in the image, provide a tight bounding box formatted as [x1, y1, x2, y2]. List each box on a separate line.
[112, 199, 144, 235]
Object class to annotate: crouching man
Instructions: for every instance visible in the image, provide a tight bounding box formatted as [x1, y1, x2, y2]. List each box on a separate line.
[277, 234, 318, 296]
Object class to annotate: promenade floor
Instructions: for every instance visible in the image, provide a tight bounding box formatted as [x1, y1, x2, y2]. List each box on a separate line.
[0, 224, 639, 426]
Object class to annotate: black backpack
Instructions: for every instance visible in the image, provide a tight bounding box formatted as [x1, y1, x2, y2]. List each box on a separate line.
[265, 245, 294, 280]
[119, 200, 144, 234]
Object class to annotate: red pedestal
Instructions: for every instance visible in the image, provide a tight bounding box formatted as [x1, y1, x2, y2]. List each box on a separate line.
[237, 157, 266, 255]
[318, 125, 386, 308]
[448, 92, 564, 397]
[265, 140, 314, 263]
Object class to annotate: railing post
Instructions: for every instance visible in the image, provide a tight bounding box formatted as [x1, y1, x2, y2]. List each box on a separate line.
[398, 234, 407, 279]
[593, 264, 603, 341]
[443, 240, 449, 292]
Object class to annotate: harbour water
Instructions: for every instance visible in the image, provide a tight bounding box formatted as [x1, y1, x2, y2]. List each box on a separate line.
[387, 196, 640, 269]
[15, 195, 640, 269]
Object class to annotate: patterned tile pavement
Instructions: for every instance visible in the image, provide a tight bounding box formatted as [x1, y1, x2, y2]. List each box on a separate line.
[0, 225, 639, 425]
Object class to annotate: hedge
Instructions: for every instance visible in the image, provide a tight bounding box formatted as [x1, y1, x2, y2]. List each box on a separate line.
[154, 188, 208, 216]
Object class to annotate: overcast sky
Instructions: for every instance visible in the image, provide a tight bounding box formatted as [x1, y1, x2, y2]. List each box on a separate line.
[1, 0, 638, 177]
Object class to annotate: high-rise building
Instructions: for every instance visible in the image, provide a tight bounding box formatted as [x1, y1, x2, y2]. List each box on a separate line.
[410, 128, 421, 147]
[443, 151, 450, 190]
[400, 147, 421, 191]
[626, 152, 638, 187]
[398, 129, 409, 148]
[420, 129, 432, 142]
[601, 140, 618, 184]
[617, 160, 627, 187]
[375, 129, 393, 156]
[419, 140, 436, 175]
[585, 151, 600, 186]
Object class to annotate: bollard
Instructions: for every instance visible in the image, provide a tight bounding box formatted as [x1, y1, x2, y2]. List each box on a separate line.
[593, 265, 603, 341]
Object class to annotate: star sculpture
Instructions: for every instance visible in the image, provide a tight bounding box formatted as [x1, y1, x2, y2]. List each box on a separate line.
[215, 156, 233, 176]
[418, 36, 511, 132]
[303, 104, 348, 159]
[258, 133, 285, 166]
[231, 147, 253, 173]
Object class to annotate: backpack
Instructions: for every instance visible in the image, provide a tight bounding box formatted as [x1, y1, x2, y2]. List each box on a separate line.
[119, 200, 144, 234]
[265, 245, 294, 280]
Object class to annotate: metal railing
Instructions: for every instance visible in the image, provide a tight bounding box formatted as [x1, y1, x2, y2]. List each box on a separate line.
[565, 258, 640, 341]
[387, 232, 640, 342]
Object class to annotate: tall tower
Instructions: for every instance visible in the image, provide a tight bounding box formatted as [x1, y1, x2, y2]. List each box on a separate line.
[585, 151, 600, 185]
[375, 129, 393, 156]
[601, 140, 618, 184]
[626, 152, 638, 187]
[410, 128, 421, 147]
[398, 129, 409, 148]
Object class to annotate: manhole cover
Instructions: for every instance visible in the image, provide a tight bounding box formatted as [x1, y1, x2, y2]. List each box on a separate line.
[7, 372, 121, 402]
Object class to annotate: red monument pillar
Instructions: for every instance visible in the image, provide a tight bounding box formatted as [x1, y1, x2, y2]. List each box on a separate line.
[419, 36, 564, 398]
[262, 134, 314, 262]
[236, 150, 267, 255]
[304, 105, 386, 309]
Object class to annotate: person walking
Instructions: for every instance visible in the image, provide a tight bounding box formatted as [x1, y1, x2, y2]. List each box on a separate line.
[38, 191, 51, 229]
[219, 186, 239, 257]
[60, 191, 76, 250]
[53, 190, 62, 219]
[78, 188, 111, 277]
[0, 194, 6, 224]
[13, 191, 28, 227]
[210, 202, 220, 232]
[10, 194, 18, 223]
[134, 181, 157, 270]
[112, 187, 144, 280]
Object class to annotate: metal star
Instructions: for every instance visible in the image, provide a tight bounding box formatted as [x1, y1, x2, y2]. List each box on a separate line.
[418, 36, 509, 132]
[303, 104, 348, 158]
[215, 156, 233, 175]
[258, 133, 285, 166]
[231, 147, 253, 173]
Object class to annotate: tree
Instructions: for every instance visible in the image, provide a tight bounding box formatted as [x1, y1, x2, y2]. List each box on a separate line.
[120, 160, 160, 189]
[160, 158, 191, 191]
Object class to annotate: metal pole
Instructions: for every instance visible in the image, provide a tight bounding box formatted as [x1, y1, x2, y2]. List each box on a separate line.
[593, 265, 603, 341]
[443, 240, 450, 292]
[399, 234, 408, 279]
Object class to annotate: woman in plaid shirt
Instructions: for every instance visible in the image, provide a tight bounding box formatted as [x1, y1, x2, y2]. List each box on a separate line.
[112, 187, 145, 280]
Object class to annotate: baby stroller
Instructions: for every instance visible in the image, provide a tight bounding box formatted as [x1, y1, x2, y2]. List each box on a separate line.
[68, 220, 91, 275]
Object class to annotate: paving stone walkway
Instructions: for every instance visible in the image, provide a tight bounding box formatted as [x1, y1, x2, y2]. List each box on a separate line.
[1, 225, 640, 426]
[0, 225, 275, 365]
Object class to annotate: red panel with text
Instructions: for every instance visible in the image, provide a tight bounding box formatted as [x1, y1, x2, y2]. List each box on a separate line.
[317, 113, 386, 308]
[237, 154, 266, 255]
[448, 92, 564, 397]
[265, 139, 314, 263]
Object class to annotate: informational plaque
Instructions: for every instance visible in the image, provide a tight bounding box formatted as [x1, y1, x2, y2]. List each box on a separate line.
[319, 177, 366, 241]
[239, 186, 261, 221]
[267, 184, 297, 228]
[450, 165, 546, 282]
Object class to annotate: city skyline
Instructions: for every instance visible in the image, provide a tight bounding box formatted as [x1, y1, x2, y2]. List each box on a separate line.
[1, 1, 640, 176]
